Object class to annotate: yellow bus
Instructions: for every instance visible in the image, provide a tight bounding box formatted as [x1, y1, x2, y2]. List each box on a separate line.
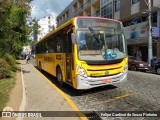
[35, 16, 128, 90]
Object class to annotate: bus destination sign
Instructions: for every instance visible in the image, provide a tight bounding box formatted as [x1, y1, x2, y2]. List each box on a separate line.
[77, 18, 121, 29]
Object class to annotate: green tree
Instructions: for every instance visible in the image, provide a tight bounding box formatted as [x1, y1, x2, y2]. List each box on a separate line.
[29, 18, 40, 54]
[0, 0, 32, 56]
[0, 0, 12, 55]
[31, 18, 40, 41]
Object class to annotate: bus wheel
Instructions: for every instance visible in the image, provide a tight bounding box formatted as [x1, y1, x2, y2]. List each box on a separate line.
[56, 68, 64, 86]
[156, 67, 160, 75]
[39, 62, 42, 71]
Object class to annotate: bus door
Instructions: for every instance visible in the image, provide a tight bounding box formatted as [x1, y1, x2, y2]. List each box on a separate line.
[66, 32, 73, 83]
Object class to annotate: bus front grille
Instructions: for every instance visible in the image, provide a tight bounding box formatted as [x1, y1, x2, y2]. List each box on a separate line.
[89, 72, 121, 78]
[87, 66, 122, 71]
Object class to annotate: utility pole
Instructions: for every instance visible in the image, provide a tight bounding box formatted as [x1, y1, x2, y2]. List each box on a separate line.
[147, 0, 153, 65]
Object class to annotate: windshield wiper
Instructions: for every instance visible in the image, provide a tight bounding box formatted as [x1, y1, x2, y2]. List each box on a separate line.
[88, 27, 106, 59]
[88, 27, 100, 43]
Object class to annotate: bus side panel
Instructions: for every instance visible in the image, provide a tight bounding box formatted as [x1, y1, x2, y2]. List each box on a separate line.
[50, 53, 56, 76]
[36, 53, 57, 78]
[35, 54, 39, 66]
[46, 53, 56, 77]
[36, 54, 44, 69]
[55, 53, 67, 82]
[72, 44, 78, 89]
[43, 54, 54, 75]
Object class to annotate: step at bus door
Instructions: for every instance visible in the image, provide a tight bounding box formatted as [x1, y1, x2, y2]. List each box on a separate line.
[66, 55, 72, 82]
[66, 31, 73, 83]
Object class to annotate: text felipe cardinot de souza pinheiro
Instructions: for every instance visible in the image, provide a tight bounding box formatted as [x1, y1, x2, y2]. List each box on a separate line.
[1, 111, 159, 117]
[100, 112, 158, 117]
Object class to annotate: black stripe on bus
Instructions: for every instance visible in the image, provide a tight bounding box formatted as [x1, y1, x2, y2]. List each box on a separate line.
[85, 58, 123, 65]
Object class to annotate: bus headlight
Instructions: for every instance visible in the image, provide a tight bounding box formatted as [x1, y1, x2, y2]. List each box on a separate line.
[76, 65, 87, 78]
[123, 63, 128, 72]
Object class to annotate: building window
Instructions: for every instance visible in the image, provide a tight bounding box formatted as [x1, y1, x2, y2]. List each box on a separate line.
[131, 0, 139, 5]
[101, 0, 104, 5]
[152, 12, 157, 23]
[101, 0, 109, 6]
[101, 2, 112, 18]
[114, 0, 120, 12]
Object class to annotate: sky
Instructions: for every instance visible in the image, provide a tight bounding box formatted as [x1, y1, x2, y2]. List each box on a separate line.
[30, 0, 73, 20]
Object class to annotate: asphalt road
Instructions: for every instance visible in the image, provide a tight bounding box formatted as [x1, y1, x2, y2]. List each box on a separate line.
[31, 59, 160, 120]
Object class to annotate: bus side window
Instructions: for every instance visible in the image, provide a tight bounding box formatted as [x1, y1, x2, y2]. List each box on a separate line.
[48, 38, 51, 53]
[35, 44, 39, 54]
[48, 36, 55, 53]
[57, 41, 60, 52]
[44, 41, 49, 53]
[56, 39, 63, 53]
[41, 42, 45, 54]
[38, 43, 42, 54]
[62, 35, 67, 52]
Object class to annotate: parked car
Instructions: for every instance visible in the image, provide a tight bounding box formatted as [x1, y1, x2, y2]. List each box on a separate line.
[128, 56, 150, 71]
[151, 57, 160, 75]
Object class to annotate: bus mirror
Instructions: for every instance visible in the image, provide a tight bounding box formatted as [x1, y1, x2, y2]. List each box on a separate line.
[71, 33, 76, 44]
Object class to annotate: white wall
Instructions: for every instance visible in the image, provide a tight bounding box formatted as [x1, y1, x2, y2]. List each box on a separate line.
[37, 14, 56, 41]
[22, 46, 31, 55]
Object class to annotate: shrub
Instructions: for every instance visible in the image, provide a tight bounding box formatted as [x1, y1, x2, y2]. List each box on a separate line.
[0, 58, 11, 79]
[3, 54, 17, 71]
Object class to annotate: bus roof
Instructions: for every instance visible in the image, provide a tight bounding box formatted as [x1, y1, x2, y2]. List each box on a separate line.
[75, 16, 121, 23]
[36, 16, 122, 45]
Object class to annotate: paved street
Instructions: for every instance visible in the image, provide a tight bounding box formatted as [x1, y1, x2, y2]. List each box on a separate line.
[30, 59, 160, 120]
[70, 71, 160, 120]
[71, 71, 160, 111]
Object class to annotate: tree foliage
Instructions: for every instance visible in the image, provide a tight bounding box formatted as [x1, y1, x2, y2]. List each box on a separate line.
[0, 0, 32, 56]
[28, 18, 40, 54]
[32, 18, 39, 36]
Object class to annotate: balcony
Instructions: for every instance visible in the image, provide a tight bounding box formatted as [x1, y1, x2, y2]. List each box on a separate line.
[57, 17, 69, 27]
[83, 0, 92, 9]
[72, 0, 99, 17]
[73, 4, 84, 16]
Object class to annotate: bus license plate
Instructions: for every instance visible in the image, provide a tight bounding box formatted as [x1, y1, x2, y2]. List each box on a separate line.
[103, 78, 111, 83]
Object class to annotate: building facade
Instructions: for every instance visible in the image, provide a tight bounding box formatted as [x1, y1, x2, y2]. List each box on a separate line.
[57, 0, 160, 61]
[119, 0, 160, 62]
[22, 46, 31, 55]
[38, 14, 56, 41]
[57, 0, 100, 27]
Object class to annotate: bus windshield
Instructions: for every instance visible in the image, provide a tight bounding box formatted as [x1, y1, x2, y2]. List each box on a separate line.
[77, 29, 127, 61]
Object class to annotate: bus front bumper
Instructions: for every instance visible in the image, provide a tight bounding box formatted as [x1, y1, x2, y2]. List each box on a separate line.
[76, 70, 127, 90]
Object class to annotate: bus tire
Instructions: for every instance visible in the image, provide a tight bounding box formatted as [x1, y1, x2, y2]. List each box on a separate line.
[39, 62, 43, 71]
[56, 67, 64, 86]
[156, 67, 160, 75]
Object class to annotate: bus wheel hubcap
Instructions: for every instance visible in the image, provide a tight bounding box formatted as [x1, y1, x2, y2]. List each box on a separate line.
[157, 68, 160, 75]
[58, 73, 62, 82]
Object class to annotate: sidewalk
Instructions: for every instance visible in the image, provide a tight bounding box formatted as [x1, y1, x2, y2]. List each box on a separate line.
[4, 60, 82, 120]
[1, 64, 23, 120]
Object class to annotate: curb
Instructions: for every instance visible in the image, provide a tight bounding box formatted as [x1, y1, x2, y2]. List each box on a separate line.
[16, 65, 27, 120]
